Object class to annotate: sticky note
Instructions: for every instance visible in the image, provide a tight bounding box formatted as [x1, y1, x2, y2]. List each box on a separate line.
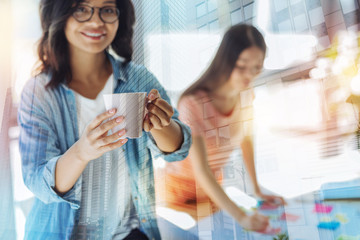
[279, 213, 300, 222]
[335, 213, 349, 224]
[317, 221, 340, 230]
[336, 234, 360, 240]
[313, 203, 333, 213]
[257, 201, 279, 210]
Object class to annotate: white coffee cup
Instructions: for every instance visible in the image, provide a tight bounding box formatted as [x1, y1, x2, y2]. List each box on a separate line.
[103, 92, 147, 139]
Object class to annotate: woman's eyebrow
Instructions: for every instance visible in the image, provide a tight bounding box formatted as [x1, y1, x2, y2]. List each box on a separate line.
[237, 58, 248, 63]
[104, 0, 116, 4]
[81, 0, 116, 4]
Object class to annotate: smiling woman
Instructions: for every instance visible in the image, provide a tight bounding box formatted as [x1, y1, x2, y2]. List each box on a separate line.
[17, 0, 191, 239]
[64, 2, 119, 55]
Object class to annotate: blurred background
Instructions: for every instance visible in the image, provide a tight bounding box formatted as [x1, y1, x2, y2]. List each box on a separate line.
[1, 0, 360, 239]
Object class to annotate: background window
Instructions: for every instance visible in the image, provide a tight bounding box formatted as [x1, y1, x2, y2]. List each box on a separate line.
[230, 8, 243, 25]
[196, 2, 207, 18]
[209, 19, 219, 31]
[244, 3, 254, 20]
[208, 0, 218, 12]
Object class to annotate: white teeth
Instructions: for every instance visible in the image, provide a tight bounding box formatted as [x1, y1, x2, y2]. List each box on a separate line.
[84, 32, 103, 37]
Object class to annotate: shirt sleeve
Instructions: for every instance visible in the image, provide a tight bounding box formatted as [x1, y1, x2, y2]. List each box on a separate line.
[18, 77, 81, 209]
[139, 69, 192, 162]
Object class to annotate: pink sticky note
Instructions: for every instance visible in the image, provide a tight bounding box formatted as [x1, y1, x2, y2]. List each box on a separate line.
[279, 213, 300, 222]
[313, 203, 333, 213]
[259, 202, 279, 210]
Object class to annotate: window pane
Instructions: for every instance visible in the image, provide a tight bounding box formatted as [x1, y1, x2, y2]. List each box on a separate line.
[294, 13, 308, 32]
[244, 3, 254, 20]
[208, 0, 218, 12]
[196, 2, 207, 18]
[340, 0, 358, 14]
[209, 19, 219, 31]
[231, 8, 243, 25]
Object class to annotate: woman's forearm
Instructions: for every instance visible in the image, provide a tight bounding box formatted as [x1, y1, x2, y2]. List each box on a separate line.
[195, 166, 246, 221]
[241, 136, 260, 194]
[190, 136, 246, 222]
[54, 142, 88, 195]
[150, 119, 183, 153]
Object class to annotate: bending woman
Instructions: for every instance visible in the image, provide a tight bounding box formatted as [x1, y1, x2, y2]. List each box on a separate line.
[162, 24, 285, 232]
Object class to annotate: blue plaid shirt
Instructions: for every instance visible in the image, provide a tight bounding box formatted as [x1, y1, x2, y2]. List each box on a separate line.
[18, 54, 191, 240]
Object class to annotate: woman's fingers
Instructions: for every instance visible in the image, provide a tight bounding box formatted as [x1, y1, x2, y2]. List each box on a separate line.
[148, 112, 163, 129]
[88, 108, 117, 130]
[147, 89, 160, 101]
[149, 98, 174, 117]
[89, 116, 124, 141]
[143, 115, 153, 132]
[100, 137, 128, 152]
[147, 103, 171, 127]
[99, 128, 126, 147]
[146, 89, 175, 130]
[253, 213, 269, 231]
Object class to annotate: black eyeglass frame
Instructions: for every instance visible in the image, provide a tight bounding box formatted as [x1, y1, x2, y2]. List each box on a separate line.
[72, 5, 120, 23]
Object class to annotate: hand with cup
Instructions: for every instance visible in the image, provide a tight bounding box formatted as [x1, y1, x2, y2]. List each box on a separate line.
[103, 92, 147, 139]
[103, 89, 183, 153]
[74, 108, 128, 164]
[143, 89, 175, 132]
[144, 89, 183, 153]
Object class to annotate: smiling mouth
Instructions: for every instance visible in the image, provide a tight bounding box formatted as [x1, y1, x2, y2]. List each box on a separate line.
[81, 32, 106, 39]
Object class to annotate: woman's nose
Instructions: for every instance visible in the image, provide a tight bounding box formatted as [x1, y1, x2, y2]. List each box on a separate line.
[89, 9, 104, 26]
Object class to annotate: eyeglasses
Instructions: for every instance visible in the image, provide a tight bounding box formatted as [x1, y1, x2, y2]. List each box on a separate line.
[72, 5, 120, 23]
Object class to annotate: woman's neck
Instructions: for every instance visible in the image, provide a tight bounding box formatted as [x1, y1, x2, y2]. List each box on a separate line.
[69, 49, 111, 84]
[68, 49, 112, 99]
[208, 85, 240, 116]
[210, 82, 239, 101]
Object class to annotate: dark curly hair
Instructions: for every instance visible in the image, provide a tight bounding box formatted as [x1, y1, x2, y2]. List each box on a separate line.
[36, 0, 135, 89]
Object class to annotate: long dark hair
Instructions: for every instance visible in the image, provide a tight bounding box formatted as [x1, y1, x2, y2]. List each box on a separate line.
[36, 0, 135, 89]
[180, 24, 266, 100]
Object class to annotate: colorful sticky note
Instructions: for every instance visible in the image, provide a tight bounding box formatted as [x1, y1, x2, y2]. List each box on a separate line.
[317, 221, 340, 230]
[279, 212, 300, 222]
[336, 234, 360, 240]
[257, 201, 279, 210]
[335, 213, 349, 224]
[313, 203, 333, 213]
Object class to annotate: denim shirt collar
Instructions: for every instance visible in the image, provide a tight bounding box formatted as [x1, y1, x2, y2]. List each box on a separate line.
[107, 51, 127, 83]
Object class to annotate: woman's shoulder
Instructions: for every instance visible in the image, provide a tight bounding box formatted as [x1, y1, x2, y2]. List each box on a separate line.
[22, 72, 52, 94]
[114, 60, 158, 85]
[114, 58, 152, 76]
[179, 90, 209, 105]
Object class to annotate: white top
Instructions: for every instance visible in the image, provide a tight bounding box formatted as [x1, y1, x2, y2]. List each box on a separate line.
[72, 74, 139, 239]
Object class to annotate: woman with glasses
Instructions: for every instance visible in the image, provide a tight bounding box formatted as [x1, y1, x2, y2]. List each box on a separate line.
[18, 0, 191, 239]
[159, 24, 285, 234]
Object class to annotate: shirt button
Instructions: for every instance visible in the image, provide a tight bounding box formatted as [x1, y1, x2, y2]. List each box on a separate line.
[141, 218, 147, 223]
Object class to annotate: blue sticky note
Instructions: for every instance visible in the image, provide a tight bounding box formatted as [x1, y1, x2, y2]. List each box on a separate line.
[317, 221, 340, 230]
[257, 200, 264, 207]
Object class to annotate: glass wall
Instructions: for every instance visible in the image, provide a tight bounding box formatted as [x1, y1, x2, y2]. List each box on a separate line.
[1, 0, 360, 239]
